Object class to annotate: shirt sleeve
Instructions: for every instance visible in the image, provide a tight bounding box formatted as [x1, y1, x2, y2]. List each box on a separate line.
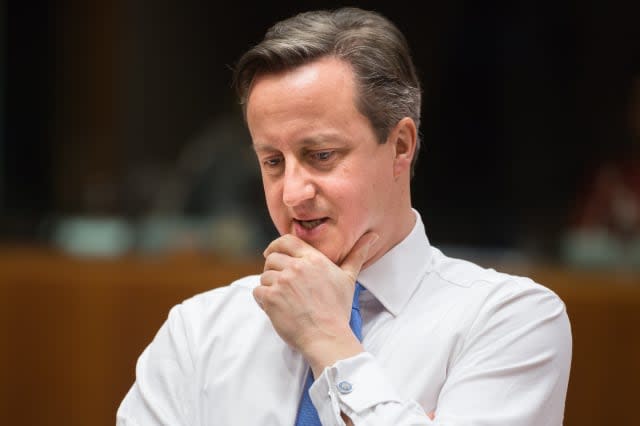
[116, 304, 197, 426]
[434, 283, 572, 425]
[309, 352, 433, 425]
[309, 283, 572, 426]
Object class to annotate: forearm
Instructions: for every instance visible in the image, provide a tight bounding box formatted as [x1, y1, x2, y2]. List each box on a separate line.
[310, 352, 432, 426]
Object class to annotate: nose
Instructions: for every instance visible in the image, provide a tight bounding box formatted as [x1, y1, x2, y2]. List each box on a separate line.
[282, 162, 316, 207]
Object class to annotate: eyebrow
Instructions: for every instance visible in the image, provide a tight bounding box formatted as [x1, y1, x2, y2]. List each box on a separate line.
[252, 134, 346, 153]
[252, 143, 278, 154]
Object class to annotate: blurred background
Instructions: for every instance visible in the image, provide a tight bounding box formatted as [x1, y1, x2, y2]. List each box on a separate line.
[1, 1, 639, 425]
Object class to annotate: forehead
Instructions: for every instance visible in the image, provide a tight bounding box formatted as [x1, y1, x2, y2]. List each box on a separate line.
[246, 57, 369, 147]
[247, 57, 356, 115]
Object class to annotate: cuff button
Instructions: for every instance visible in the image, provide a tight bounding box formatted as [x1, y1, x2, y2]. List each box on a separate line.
[337, 381, 353, 394]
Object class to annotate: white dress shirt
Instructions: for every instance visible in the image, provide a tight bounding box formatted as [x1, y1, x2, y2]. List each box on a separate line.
[117, 210, 571, 425]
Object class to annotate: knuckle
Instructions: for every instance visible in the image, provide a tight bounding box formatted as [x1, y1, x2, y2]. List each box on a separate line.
[253, 285, 265, 298]
[265, 288, 283, 307]
[261, 296, 275, 310]
[270, 285, 283, 297]
[254, 287, 276, 311]
[280, 269, 294, 284]
[306, 250, 319, 262]
[252, 288, 264, 306]
[259, 273, 269, 286]
[290, 259, 304, 273]
[263, 256, 273, 272]
[279, 234, 292, 246]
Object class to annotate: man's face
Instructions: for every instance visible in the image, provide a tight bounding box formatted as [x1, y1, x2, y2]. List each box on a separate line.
[246, 57, 400, 265]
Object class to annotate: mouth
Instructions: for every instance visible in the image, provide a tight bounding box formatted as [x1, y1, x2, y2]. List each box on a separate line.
[294, 217, 328, 230]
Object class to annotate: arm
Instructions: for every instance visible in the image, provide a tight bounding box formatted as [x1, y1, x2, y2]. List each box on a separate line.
[116, 305, 196, 426]
[433, 283, 572, 425]
[255, 233, 433, 425]
[254, 232, 378, 379]
[310, 282, 571, 425]
[255, 234, 571, 425]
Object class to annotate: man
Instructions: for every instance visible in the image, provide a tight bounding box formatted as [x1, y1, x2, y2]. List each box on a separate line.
[117, 7, 571, 425]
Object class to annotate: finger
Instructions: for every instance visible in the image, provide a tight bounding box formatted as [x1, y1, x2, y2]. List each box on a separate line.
[340, 232, 379, 279]
[260, 270, 278, 287]
[253, 286, 267, 310]
[263, 251, 292, 272]
[427, 411, 435, 420]
[263, 234, 311, 258]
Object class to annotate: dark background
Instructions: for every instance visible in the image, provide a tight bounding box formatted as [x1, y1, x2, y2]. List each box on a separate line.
[2, 0, 639, 260]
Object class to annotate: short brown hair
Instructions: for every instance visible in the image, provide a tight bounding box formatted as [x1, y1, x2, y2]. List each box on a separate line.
[233, 7, 422, 174]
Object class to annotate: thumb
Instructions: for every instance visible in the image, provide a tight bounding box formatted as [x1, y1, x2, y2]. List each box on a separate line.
[340, 232, 379, 279]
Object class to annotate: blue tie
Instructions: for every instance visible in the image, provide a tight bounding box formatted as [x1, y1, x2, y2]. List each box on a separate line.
[294, 283, 365, 425]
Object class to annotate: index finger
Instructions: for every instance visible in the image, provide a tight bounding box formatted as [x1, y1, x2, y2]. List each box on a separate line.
[263, 234, 317, 259]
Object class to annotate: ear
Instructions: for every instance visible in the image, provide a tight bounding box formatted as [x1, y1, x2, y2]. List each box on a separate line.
[390, 117, 417, 178]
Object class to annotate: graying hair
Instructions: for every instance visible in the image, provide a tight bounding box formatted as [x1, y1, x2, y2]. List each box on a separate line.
[233, 7, 423, 175]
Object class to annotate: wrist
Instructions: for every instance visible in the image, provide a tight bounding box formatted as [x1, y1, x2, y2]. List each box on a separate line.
[303, 331, 364, 378]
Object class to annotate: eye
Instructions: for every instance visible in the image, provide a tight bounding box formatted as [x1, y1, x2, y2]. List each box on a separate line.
[262, 156, 283, 168]
[312, 151, 334, 161]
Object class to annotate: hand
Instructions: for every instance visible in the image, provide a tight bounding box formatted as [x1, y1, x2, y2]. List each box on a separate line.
[253, 232, 378, 376]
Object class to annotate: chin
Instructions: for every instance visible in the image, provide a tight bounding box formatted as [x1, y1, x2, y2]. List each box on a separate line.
[313, 243, 343, 264]
[329, 247, 351, 265]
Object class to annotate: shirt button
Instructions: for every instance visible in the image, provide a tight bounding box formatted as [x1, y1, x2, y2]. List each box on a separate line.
[337, 381, 353, 394]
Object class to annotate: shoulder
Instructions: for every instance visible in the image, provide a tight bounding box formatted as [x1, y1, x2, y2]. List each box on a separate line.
[426, 249, 571, 366]
[430, 247, 565, 306]
[178, 274, 261, 317]
[426, 248, 570, 337]
[183, 274, 261, 308]
[162, 274, 265, 345]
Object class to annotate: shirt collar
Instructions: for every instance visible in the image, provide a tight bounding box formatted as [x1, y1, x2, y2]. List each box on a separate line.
[357, 209, 432, 316]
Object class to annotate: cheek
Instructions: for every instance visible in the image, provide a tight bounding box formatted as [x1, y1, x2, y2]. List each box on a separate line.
[333, 181, 376, 229]
[263, 181, 287, 227]
[336, 169, 390, 229]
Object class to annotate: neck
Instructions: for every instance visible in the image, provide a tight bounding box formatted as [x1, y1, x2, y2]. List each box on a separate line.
[362, 203, 416, 270]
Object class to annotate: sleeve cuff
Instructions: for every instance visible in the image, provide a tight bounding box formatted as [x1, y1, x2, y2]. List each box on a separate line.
[309, 352, 403, 424]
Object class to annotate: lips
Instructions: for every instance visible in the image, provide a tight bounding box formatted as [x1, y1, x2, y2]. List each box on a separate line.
[294, 218, 328, 230]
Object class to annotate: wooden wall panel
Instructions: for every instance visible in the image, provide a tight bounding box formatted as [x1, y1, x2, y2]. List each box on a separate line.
[0, 246, 638, 425]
